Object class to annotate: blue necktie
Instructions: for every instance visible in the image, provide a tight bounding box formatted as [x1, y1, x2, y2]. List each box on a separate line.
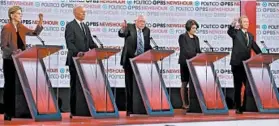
[137, 30, 144, 55]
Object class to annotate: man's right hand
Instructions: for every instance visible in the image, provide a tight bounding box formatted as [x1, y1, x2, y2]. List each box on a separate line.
[120, 20, 127, 31]
[231, 17, 238, 27]
[77, 52, 84, 57]
[12, 49, 22, 55]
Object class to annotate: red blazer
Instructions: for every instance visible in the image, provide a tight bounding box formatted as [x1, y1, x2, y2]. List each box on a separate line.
[1, 22, 43, 59]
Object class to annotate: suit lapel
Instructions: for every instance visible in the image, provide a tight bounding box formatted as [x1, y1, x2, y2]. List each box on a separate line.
[131, 24, 137, 49]
[142, 27, 148, 46]
[185, 33, 199, 52]
[132, 24, 148, 51]
[247, 33, 253, 49]
[73, 20, 86, 38]
[237, 30, 249, 51]
[9, 23, 18, 48]
[185, 32, 191, 43]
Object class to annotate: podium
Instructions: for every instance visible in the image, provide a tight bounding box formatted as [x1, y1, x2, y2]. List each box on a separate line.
[12, 45, 62, 121]
[129, 49, 174, 116]
[186, 52, 229, 114]
[243, 53, 279, 113]
[73, 48, 120, 118]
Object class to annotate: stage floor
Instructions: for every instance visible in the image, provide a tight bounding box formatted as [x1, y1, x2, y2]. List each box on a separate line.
[0, 110, 279, 126]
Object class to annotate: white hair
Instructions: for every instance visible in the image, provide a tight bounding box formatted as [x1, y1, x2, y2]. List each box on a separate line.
[135, 15, 146, 21]
[73, 5, 85, 13]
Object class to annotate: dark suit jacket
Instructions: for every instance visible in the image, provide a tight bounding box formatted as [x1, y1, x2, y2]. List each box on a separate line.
[65, 19, 98, 66]
[1, 22, 43, 59]
[178, 33, 201, 64]
[227, 26, 262, 66]
[118, 24, 152, 67]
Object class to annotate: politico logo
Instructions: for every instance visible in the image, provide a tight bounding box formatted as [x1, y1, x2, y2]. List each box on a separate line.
[126, 0, 133, 5]
[133, 0, 166, 5]
[60, 21, 65, 26]
[0, 19, 9, 24]
[262, 2, 268, 7]
[195, 1, 200, 6]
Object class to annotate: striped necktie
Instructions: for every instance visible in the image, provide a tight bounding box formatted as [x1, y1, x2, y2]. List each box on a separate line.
[136, 30, 144, 55]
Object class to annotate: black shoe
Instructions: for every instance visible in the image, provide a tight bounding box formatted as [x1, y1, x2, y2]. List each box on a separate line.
[126, 111, 132, 116]
[4, 114, 12, 121]
[69, 114, 73, 119]
[235, 109, 243, 114]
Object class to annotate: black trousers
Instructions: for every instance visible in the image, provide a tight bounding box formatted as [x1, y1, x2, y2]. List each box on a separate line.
[3, 59, 16, 117]
[3, 58, 37, 118]
[123, 62, 145, 114]
[124, 63, 134, 113]
[69, 63, 92, 116]
[231, 65, 248, 110]
[69, 65, 77, 115]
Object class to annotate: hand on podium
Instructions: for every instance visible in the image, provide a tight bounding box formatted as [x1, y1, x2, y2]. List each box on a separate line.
[77, 52, 85, 57]
[13, 49, 22, 55]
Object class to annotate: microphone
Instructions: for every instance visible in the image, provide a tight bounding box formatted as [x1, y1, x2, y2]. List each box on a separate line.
[93, 35, 104, 48]
[150, 37, 159, 50]
[260, 41, 270, 54]
[204, 40, 214, 52]
[33, 33, 45, 46]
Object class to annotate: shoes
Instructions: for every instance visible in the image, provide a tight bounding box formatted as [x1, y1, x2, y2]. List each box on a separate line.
[126, 111, 132, 117]
[4, 114, 12, 121]
[182, 105, 189, 110]
[235, 109, 243, 114]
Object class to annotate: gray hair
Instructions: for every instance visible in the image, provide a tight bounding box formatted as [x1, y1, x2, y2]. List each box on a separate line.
[73, 5, 85, 14]
[135, 15, 146, 21]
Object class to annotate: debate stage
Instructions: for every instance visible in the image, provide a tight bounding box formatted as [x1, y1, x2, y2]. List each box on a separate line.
[0, 110, 278, 126]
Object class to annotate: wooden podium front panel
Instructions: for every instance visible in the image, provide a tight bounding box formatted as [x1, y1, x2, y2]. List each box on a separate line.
[20, 59, 57, 114]
[80, 63, 114, 112]
[136, 63, 170, 111]
[193, 65, 224, 109]
[248, 66, 279, 109]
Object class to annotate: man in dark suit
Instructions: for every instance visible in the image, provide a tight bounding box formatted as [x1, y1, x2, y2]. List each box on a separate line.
[118, 15, 152, 116]
[65, 6, 98, 118]
[227, 16, 262, 114]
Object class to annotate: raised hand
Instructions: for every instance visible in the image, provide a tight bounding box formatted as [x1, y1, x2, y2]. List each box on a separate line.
[38, 13, 43, 26]
[121, 20, 127, 31]
[231, 17, 238, 27]
[39, 13, 43, 21]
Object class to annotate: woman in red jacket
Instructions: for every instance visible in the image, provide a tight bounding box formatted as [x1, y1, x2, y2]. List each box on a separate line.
[0, 6, 43, 121]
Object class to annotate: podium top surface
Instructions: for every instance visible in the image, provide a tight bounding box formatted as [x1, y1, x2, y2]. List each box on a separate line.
[188, 52, 230, 63]
[76, 48, 121, 60]
[132, 49, 175, 62]
[244, 53, 279, 64]
[13, 45, 63, 59]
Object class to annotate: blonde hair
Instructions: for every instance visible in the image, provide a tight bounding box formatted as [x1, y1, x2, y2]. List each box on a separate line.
[8, 6, 22, 20]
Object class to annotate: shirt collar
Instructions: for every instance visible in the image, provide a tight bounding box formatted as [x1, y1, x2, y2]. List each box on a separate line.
[75, 18, 83, 24]
[136, 26, 143, 32]
[241, 29, 247, 34]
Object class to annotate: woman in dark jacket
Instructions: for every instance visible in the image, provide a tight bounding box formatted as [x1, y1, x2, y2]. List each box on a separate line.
[178, 19, 201, 109]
